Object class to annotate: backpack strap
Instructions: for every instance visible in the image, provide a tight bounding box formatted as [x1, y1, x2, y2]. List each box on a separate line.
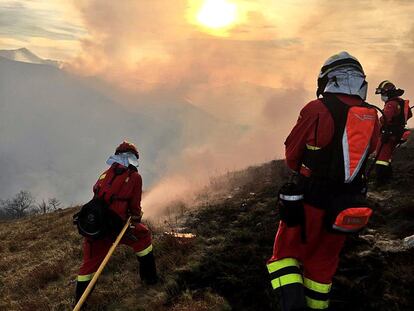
[109, 168, 134, 204]
[311, 93, 350, 183]
[398, 98, 408, 124]
[304, 94, 375, 187]
[95, 163, 132, 205]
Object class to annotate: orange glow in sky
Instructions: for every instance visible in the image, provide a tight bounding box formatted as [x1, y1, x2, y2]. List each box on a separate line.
[2, 0, 414, 101]
[197, 0, 238, 29]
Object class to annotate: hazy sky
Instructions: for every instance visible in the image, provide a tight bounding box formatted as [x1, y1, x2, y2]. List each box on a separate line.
[2, 0, 414, 163]
[1, 0, 413, 96]
[1, 0, 414, 212]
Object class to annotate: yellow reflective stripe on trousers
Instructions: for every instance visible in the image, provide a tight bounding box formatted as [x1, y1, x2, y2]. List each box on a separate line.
[304, 277, 331, 294]
[77, 273, 94, 282]
[306, 144, 321, 151]
[271, 273, 303, 290]
[306, 296, 329, 309]
[136, 244, 153, 257]
[376, 160, 390, 166]
[267, 258, 300, 274]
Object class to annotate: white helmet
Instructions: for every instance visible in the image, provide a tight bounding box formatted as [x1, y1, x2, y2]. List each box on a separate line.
[317, 51, 367, 100]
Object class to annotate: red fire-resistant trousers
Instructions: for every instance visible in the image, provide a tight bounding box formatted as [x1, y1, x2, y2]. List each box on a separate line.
[78, 223, 152, 279]
[375, 138, 398, 183]
[376, 138, 398, 165]
[267, 203, 346, 310]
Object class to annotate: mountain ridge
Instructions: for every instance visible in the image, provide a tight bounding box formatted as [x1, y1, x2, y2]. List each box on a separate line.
[0, 48, 61, 67]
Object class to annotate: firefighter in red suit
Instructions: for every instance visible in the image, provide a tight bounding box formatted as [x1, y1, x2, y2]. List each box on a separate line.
[75, 141, 158, 303]
[374, 81, 412, 184]
[266, 52, 380, 310]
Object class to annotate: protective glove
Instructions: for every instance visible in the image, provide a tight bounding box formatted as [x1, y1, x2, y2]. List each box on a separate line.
[381, 126, 392, 143]
[130, 210, 143, 229]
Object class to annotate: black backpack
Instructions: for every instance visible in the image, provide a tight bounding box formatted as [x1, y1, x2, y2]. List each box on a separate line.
[73, 164, 131, 239]
[73, 198, 124, 240]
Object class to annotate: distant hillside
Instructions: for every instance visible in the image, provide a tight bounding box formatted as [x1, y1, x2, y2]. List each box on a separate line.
[0, 139, 413, 310]
[0, 52, 238, 204]
[0, 48, 60, 67]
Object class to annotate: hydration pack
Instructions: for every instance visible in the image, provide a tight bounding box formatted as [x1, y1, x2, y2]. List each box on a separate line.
[302, 94, 377, 233]
[399, 99, 412, 124]
[383, 99, 412, 143]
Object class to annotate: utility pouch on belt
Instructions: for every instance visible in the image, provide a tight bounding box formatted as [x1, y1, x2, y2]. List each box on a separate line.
[325, 193, 372, 234]
[278, 180, 305, 227]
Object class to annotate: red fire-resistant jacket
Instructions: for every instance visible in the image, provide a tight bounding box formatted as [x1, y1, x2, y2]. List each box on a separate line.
[380, 97, 412, 126]
[285, 94, 380, 171]
[93, 164, 143, 220]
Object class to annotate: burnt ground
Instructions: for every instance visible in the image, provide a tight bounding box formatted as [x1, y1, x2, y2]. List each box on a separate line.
[170, 138, 414, 311]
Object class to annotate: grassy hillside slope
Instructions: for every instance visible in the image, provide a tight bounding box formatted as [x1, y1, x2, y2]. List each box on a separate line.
[0, 207, 227, 311]
[0, 139, 413, 311]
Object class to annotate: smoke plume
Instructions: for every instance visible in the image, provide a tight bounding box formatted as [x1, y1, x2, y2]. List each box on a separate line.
[63, 0, 414, 218]
[3, 0, 414, 218]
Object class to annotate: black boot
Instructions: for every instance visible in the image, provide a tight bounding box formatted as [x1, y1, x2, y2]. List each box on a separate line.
[375, 164, 392, 185]
[137, 251, 158, 285]
[278, 283, 307, 311]
[74, 280, 90, 308]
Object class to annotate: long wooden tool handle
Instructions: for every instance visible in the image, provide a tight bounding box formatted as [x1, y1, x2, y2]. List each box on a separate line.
[73, 216, 132, 311]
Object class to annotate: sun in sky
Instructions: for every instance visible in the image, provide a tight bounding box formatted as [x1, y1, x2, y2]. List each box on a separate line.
[197, 0, 237, 29]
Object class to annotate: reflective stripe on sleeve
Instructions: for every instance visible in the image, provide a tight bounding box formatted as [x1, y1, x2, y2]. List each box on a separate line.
[267, 258, 300, 274]
[136, 244, 153, 257]
[279, 194, 304, 201]
[77, 273, 95, 282]
[376, 160, 390, 166]
[306, 296, 329, 309]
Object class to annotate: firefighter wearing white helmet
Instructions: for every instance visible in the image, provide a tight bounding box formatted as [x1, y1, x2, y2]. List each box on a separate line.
[266, 52, 380, 310]
[317, 51, 368, 99]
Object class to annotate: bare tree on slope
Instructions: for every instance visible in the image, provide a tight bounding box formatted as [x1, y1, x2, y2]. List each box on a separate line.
[2, 191, 35, 218]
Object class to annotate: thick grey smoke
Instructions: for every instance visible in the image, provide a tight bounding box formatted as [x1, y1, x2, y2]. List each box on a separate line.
[2, 0, 414, 217]
[0, 51, 308, 216]
[0, 55, 242, 207]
